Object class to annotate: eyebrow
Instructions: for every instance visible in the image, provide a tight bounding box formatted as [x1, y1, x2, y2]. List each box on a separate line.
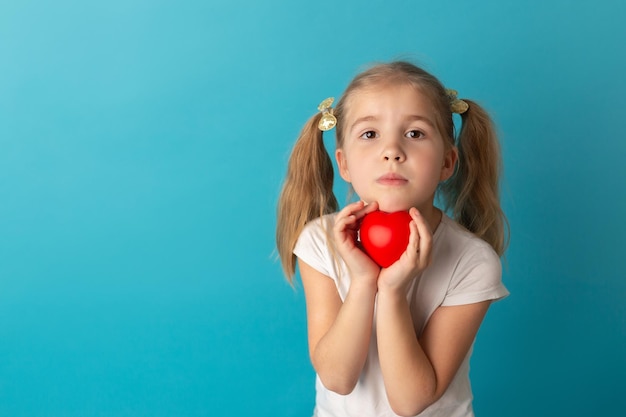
[350, 114, 435, 132]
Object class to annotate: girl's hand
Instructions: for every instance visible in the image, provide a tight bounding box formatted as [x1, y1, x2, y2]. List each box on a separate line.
[333, 201, 381, 285]
[377, 207, 433, 295]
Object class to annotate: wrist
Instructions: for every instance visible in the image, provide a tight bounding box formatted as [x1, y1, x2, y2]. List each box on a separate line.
[376, 282, 409, 302]
[348, 276, 379, 297]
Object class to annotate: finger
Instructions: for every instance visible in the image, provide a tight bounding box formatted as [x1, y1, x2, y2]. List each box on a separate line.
[334, 202, 365, 233]
[338, 200, 366, 218]
[410, 208, 433, 265]
[333, 212, 359, 236]
[352, 200, 379, 220]
[406, 218, 420, 261]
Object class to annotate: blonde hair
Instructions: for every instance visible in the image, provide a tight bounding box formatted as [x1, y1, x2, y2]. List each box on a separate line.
[277, 61, 508, 282]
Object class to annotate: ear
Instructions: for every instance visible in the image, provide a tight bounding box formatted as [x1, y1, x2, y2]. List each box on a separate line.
[440, 146, 458, 182]
[335, 148, 351, 182]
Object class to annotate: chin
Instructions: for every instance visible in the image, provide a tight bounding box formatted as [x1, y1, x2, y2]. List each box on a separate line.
[377, 202, 412, 213]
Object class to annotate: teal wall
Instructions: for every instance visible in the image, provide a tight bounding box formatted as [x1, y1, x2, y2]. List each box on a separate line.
[1, 1, 624, 416]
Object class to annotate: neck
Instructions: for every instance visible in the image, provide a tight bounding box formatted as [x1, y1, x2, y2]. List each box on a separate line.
[418, 204, 443, 233]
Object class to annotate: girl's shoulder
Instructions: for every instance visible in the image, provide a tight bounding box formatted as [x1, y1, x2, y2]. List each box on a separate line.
[293, 213, 343, 282]
[437, 213, 500, 261]
[436, 214, 508, 305]
[294, 213, 337, 255]
[298, 213, 335, 239]
[305, 212, 336, 230]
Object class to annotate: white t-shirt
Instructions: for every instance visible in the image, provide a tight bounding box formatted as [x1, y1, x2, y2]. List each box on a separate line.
[294, 213, 509, 417]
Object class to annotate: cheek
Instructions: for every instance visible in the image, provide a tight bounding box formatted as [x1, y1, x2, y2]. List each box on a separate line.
[338, 148, 366, 180]
[417, 150, 442, 170]
[343, 161, 363, 182]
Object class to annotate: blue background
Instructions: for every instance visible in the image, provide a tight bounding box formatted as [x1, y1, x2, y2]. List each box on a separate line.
[1, 0, 624, 416]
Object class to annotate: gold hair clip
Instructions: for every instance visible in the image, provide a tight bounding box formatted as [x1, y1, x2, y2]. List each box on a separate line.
[317, 97, 337, 131]
[446, 89, 469, 114]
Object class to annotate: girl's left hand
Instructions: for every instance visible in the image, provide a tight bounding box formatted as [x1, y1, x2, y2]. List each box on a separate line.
[377, 207, 433, 294]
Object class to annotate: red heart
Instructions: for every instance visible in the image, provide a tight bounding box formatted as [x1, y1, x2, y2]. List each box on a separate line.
[359, 210, 412, 268]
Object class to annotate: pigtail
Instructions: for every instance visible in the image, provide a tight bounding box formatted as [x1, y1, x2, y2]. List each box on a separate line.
[442, 100, 509, 256]
[276, 113, 339, 282]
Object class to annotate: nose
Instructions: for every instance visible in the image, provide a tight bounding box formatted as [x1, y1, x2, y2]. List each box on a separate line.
[382, 139, 406, 162]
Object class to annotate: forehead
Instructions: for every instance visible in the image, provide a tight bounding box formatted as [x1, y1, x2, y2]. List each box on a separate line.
[343, 83, 434, 123]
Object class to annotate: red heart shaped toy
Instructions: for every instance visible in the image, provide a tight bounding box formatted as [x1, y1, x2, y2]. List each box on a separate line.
[359, 210, 412, 268]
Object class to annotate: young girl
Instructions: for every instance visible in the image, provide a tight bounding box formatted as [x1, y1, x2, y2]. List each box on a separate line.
[276, 61, 509, 417]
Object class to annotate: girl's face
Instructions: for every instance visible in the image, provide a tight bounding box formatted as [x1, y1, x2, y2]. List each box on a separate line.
[336, 83, 457, 213]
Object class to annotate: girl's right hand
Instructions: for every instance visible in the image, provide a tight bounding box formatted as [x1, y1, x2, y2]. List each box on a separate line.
[333, 201, 381, 285]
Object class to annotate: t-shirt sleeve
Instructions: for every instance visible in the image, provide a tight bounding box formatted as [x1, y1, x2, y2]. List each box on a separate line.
[441, 243, 509, 306]
[293, 218, 331, 277]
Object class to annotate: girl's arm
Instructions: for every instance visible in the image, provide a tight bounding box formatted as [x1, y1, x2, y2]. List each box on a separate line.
[299, 200, 381, 394]
[375, 208, 492, 416]
[376, 294, 490, 416]
[300, 260, 377, 394]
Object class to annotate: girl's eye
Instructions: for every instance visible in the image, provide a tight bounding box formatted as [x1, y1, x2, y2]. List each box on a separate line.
[360, 131, 377, 139]
[406, 130, 425, 139]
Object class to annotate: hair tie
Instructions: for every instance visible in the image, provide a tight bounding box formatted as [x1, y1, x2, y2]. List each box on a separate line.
[317, 97, 337, 131]
[446, 89, 469, 114]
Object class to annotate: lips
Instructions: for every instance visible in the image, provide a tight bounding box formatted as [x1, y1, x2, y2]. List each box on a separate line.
[377, 173, 408, 185]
